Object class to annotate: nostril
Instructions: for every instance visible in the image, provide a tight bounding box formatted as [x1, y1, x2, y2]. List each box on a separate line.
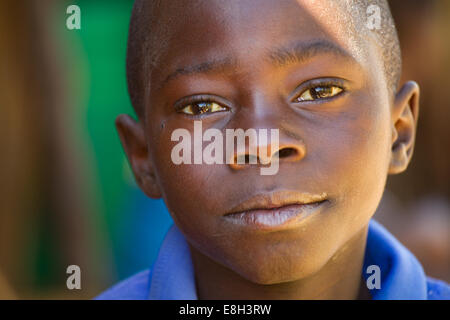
[235, 154, 258, 165]
[230, 146, 303, 169]
[274, 147, 299, 159]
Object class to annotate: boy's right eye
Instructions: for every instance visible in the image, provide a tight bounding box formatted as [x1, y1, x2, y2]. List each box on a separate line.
[178, 101, 228, 115]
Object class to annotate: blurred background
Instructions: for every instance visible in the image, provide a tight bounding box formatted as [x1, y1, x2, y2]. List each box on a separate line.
[0, 0, 448, 299]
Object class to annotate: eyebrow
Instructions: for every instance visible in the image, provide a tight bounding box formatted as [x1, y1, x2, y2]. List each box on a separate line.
[160, 39, 356, 89]
[267, 39, 356, 67]
[160, 57, 238, 89]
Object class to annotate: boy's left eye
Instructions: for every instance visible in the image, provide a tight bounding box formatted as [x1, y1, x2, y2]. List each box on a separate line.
[295, 85, 343, 102]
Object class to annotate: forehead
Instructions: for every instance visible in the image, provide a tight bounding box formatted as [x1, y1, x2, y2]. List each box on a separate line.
[148, 0, 371, 88]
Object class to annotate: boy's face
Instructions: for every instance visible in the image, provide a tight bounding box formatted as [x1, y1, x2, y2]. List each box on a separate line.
[119, 0, 419, 284]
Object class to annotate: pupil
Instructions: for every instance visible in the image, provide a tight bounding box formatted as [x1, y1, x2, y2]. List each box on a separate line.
[312, 86, 332, 99]
[196, 102, 211, 114]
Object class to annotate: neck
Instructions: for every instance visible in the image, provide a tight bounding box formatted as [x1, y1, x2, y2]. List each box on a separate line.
[189, 226, 370, 300]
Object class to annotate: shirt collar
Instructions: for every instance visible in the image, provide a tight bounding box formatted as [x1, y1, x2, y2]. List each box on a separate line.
[148, 225, 197, 299]
[149, 219, 428, 300]
[363, 219, 427, 299]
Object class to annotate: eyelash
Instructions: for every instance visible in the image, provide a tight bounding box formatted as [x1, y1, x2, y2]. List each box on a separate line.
[175, 95, 229, 117]
[175, 79, 346, 116]
[292, 79, 346, 103]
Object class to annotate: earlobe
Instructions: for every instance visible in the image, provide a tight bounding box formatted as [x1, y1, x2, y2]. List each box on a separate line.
[388, 81, 420, 175]
[115, 114, 162, 198]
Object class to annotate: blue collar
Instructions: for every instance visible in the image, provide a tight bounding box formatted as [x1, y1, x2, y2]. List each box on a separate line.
[148, 225, 198, 299]
[148, 219, 428, 300]
[362, 220, 427, 299]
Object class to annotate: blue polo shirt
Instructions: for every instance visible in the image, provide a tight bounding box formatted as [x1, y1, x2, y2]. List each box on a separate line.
[96, 219, 449, 300]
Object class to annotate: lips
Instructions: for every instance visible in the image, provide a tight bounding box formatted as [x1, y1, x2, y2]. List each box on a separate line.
[224, 191, 328, 230]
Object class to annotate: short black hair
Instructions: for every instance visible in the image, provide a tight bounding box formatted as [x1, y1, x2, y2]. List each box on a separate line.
[126, 0, 401, 119]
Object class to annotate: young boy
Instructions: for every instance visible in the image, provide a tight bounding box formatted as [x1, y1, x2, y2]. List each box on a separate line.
[97, 0, 449, 299]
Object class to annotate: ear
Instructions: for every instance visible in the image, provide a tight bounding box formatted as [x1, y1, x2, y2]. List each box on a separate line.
[115, 114, 162, 198]
[388, 81, 420, 175]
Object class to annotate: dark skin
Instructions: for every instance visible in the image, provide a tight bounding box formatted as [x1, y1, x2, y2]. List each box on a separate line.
[116, 0, 419, 299]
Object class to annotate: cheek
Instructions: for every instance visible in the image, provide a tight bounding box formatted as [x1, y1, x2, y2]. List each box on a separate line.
[318, 98, 392, 222]
[149, 122, 225, 232]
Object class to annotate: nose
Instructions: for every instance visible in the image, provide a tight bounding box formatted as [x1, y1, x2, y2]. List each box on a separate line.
[228, 129, 305, 171]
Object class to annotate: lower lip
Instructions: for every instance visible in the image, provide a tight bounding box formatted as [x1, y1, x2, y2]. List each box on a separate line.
[224, 201, 327, 231]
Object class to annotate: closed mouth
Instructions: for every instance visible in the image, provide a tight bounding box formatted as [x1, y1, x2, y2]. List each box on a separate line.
[224, 191, 328, 230]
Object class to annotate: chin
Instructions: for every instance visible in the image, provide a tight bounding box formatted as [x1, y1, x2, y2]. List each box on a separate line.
[230, 256, 321, 286]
